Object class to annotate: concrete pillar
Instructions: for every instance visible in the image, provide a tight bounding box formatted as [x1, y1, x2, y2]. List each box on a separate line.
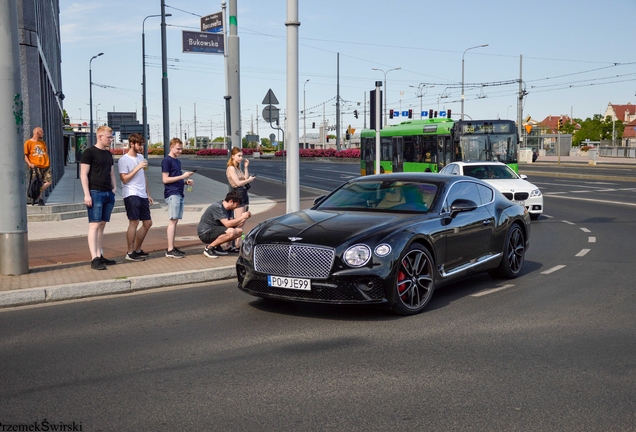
[0, 0, 29, 275]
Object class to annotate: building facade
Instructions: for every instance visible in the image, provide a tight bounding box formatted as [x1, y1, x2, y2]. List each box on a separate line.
[18, 0, 64, 190]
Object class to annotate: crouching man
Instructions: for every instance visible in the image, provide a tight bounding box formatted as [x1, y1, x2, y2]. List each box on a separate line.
[197, 191, 251, 258]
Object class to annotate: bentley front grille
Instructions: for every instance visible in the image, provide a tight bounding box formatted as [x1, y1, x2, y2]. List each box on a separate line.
[254, 244, 335, 278]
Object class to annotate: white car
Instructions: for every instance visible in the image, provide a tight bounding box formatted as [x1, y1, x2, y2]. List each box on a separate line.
[439, 161, 543, 220]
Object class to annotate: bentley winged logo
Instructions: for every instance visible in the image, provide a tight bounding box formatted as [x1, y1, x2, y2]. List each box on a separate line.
[288, 237, 303, 242]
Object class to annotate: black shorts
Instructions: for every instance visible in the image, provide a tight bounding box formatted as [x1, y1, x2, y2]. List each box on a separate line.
[124, 195, 151, 221]
[199, 225, 228, 244]
[233, 187, 249, 206]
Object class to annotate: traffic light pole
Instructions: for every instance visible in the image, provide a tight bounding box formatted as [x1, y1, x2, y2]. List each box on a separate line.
[374, 81, 382, 175]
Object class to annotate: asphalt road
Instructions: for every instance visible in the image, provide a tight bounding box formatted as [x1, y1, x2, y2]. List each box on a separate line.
[1, 162, 635, 430]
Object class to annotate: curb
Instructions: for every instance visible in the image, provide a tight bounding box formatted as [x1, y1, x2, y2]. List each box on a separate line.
[0, 266, 236, 308]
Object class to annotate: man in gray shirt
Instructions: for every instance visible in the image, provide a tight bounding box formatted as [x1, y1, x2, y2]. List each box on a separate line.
[197, 191, 251, 258]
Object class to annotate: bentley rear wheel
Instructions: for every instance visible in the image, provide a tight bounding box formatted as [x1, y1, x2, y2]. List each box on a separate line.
[391, 245, 435, 316]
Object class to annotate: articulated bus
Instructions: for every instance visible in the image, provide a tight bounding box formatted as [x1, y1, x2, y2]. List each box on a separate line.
[360, 118, 519, 175]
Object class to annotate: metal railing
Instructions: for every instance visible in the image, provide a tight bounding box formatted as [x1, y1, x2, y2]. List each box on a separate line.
[598, 146, 636, 158]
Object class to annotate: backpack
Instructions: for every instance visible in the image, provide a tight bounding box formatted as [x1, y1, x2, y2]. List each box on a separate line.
[27, 169, 42, 199]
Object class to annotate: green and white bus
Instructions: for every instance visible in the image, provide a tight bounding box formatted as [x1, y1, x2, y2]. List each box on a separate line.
[360, 118, 519, 175]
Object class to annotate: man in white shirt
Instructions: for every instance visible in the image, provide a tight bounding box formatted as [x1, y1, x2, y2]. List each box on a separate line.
[118, 133, 154, 261]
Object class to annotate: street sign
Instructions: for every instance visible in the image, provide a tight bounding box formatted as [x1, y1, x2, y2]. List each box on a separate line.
[262, 106, 280, 123]
[182, 31, 224, 54]
[262, 89, 280, 123]
[201, 12, 223, 33]
[262, 89, 279, 105]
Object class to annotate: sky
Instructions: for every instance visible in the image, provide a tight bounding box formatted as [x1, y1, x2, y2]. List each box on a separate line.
[59, 0, 636, 143]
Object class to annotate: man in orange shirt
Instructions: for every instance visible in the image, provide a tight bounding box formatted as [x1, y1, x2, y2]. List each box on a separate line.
[24, 127, 52, 205]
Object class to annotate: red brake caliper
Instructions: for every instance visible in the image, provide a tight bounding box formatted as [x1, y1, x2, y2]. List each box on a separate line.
[397, 270, 407, 294]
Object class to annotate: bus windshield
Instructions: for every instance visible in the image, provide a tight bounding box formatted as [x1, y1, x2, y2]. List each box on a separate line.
[459, 133, 516, 164]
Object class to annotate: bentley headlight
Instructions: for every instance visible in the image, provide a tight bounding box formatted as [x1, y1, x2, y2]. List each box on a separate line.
[344, 244, 371, 267]
[374, 244, 392, 257]
[530, 189, 542, 197]
[242, 235, 254, 257]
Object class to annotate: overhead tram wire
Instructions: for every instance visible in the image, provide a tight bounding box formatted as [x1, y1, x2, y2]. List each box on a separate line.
[165, 4, 202, 17]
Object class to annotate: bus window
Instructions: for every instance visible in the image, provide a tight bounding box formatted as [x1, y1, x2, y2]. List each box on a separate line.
[460, 136, 486, 161]
[421, 137, 436, 164]
[454, 140, 463, 161]
[403, 136, 415, 162]
[381, 137, 392, 161]
[438, 136, 452, 167]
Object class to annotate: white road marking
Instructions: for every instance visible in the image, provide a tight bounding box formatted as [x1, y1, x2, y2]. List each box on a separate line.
[595, 189, 617, 192]
[541, 265, 566, 274]
[572, 190, 593, 193]
[580, 228, 591, 233]
[542, 214, 554, 218]
[576, 249, 590, 257]
[547, 195, 636, 207]
[588, 237, 596, 243]
[306, 175, 340, 181]
[562, 220, 575, 225]
[471, 284, 515, 297]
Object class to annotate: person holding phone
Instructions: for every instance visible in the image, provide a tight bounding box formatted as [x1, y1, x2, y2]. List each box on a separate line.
[162, 138, 195, 258]
[226, 147, 255, 250]
[197, 191, 251, 258]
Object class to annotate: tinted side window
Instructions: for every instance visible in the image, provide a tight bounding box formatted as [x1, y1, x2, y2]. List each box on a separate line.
[476, 183, 494, 205]
[443, 181, 480, 211]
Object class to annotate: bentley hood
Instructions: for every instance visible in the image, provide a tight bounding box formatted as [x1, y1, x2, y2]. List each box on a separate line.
[254, 209, 405, 248]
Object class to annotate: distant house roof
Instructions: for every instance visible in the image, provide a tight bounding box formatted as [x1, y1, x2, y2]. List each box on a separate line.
[607, 103, 636, 122]
[538, 115, 579, 133]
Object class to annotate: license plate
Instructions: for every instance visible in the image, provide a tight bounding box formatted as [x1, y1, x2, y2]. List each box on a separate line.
[267, 275, 311, 291]
[515, 200, 525, 207]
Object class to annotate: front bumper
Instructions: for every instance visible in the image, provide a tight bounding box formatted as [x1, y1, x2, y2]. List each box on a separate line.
[236, 262, 388, 305]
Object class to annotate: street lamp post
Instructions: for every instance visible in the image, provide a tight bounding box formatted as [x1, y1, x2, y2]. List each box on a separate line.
[409, 83, 427, 118]
[143, 13, 171, 159]
[89, 52, 104, 146]
[372, 67, 401, 125]
[461, 44, 488, 120]
[303, 79, 309, 150]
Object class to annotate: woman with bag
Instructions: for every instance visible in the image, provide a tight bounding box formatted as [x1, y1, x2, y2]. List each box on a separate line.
[226, 147, 255, 250]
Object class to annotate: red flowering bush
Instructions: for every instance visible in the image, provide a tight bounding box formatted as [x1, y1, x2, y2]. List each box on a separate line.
[196, 148, 229, 156]
[334, 149, 360, 158]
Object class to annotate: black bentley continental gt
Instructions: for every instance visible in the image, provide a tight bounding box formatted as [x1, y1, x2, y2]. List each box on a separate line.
[236, 173, 530, 316]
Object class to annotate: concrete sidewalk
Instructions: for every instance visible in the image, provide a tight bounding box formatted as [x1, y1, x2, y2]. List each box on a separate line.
[0, 161, 284, 309]
[2, 152, 634, 309]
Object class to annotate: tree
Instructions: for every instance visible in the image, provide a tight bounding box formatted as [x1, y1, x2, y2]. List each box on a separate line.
[572, 114, 624, 146]
[62, 109, 72, 130]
